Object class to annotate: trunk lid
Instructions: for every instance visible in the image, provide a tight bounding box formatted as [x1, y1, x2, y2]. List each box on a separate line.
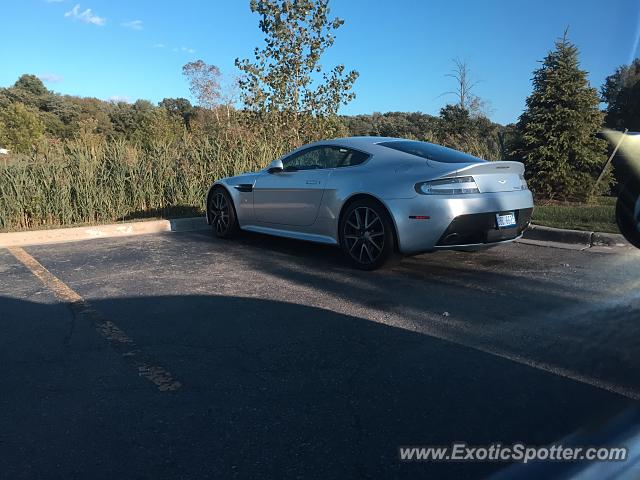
[442, 161, 525, 193]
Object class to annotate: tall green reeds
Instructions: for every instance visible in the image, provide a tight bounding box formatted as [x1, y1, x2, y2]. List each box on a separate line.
[0, 130, 290, 231]
[0, 114, 502, 231]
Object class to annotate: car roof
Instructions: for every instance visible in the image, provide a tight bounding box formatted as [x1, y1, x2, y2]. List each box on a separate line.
[294, 136, 408, 154]
[324, 136, 400, 148]
[281, 136, 399, 158]
[313, 137, 485, 164]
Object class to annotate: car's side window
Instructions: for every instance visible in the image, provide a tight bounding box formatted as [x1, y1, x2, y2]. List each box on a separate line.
[282, 147, 324, 171]
[282, 146, 369, 171]
[332, 148, 369, 168]
[321, 147, 348, 168]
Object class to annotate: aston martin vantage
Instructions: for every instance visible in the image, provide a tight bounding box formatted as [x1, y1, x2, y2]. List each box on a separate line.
[206, 137, 534, 269]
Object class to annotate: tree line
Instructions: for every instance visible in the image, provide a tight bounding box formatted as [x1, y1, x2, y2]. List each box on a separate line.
[0, 0, 637, 203]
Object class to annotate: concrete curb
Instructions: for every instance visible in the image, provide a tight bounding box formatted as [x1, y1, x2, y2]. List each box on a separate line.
[0, 216, 630, 250]
[524, 224, 629, 248]
[591, 231, 629, 247]
[524, 225, 592, 246]
[0, 216, 208, 247]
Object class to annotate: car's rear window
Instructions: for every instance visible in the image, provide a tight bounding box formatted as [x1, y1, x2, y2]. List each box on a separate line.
[378, 140, 485, 164]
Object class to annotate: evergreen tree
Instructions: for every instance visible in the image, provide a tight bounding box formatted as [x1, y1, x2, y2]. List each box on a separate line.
[515, 33, 607, 200]
[438, 104, 473, 136]
[601, 58, 640, 131]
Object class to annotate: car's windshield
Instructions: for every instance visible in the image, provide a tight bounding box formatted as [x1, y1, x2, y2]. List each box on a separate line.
[378, 140, 485, 164]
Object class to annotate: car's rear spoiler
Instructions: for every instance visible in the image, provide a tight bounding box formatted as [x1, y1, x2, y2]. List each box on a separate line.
[441, 161, 525, 178]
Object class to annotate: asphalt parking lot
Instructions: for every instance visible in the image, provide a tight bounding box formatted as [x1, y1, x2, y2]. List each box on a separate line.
[1, 230, 640, 479]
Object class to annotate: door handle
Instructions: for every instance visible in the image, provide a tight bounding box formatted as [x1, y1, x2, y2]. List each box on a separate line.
[306, 180, 320, 185]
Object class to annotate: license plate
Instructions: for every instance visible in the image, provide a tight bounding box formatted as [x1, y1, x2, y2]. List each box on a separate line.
[496, 212, 516, 228]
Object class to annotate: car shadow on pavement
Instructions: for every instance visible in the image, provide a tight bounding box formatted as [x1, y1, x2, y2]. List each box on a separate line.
[172, 229, 640, 402]
[0, 294, 634, 480]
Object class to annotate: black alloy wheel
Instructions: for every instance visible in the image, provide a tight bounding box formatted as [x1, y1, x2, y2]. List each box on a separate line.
[209, 188, 239, 238]
[340, 199, 395, 270]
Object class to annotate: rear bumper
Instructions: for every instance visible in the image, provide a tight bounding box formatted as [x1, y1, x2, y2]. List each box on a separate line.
[435, 208, 532, 247]
[433, 233, 524, 252]
[385, 190, 534, 254]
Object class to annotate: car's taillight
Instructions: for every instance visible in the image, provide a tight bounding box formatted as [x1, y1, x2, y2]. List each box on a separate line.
[415, 176, 480, 195]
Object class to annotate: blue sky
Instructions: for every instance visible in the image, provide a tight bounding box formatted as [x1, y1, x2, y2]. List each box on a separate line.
[1, 0, 639, 125]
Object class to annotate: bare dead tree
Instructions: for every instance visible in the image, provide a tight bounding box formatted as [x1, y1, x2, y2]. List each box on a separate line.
[443, 58, 488, 116]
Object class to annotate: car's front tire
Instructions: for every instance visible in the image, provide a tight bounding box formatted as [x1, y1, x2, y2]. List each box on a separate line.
[339, 198, 396, 270]
[208, 187, 239, 239]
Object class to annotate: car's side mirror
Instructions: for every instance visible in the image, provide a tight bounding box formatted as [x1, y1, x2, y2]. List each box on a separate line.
[267, 159, 284, 174]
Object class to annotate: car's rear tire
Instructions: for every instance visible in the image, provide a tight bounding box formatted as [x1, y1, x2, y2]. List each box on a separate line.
[209, 187, 239, 239]
[339, 198, 396, 270]
[616, 181, 640, 249]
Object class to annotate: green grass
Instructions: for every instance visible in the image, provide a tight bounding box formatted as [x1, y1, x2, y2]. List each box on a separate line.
[532, 196, 619, 233]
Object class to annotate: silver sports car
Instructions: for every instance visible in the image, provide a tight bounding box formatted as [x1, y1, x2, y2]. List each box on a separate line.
[206, 137, 534, 269]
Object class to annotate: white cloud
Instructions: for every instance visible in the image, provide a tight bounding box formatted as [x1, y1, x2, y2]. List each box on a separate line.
[38, 73, 63, 83]
[64, 4, 106, 26]
[122, 20, 143, 30]
[170, 46, 196, 54]
[153, 43, 165, 48]
[107, 95, 130, 104]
